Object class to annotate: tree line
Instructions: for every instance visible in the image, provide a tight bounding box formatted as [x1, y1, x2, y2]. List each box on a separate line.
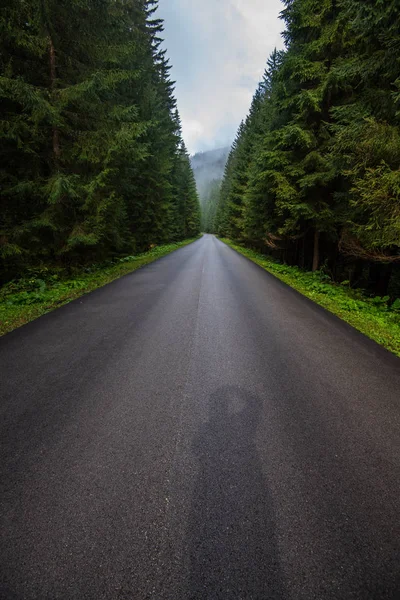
[215, 0, 400, 297]
[190, 147, 229, 233]
[0, 0, 200, 283]
[201, 180, 221, 233]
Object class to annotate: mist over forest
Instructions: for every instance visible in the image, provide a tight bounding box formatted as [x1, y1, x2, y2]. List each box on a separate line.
[191, 147, 230, 232]
[191, 147, 230, 197]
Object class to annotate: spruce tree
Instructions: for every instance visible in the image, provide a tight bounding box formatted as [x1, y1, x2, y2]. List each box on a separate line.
[330, 0, 400, 262]
[1, 0, 200, 282]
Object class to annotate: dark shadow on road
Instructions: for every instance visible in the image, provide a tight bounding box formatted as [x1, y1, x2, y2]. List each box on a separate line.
[186, 386, 284, 599]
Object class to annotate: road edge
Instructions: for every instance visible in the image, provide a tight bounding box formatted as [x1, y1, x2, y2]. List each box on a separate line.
[0, 237, 202, 337]
[220, 238, 400, 359]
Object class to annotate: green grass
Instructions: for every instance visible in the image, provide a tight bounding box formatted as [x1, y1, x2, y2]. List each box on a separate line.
[221, 238, 400, 358]
[0, 238, 199, 336]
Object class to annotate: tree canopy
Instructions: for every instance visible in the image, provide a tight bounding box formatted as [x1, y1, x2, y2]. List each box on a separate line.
[0, 0, 200, 282]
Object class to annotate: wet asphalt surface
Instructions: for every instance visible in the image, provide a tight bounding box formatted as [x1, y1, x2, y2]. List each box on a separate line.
[1, 234, 400, 599]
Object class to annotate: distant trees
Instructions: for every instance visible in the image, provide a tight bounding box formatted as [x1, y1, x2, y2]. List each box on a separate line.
[191, 147, 229, 233]
[201, 180, 221, 233]
[215, 0, 400, 295]
[0, 0, 200, 282]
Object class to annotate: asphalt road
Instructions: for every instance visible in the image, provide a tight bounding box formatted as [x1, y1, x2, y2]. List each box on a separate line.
[1, 234, 400, 600]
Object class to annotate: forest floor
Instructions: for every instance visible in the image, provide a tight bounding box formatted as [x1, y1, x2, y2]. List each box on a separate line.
[221, 239, 400, 358]
[0, 238, 199, 337]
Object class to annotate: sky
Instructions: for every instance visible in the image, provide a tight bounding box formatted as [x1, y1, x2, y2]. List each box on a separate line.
[157, 0, 285, 155]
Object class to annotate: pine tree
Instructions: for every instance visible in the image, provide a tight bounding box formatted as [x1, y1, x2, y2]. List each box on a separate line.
[177, 143, 201, 238]
[216, 0, 400, 290]
[330, 0, 400, 262]
[265, 0, 343, 270]
[241, 50, 285, 247]
[215, 132, 242, 237]
[1, 0, 199, 282]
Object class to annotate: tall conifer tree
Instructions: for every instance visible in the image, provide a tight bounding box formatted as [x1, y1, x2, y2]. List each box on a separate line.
[0, 0, 200, 281]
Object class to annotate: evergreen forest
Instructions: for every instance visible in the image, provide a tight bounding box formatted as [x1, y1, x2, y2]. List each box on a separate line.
[191, 147, 229, 233]
[0, 0, 200, 284]
[214, 0, 400, 298]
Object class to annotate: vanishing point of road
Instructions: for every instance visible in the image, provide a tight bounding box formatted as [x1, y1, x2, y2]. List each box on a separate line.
[1, 234, 400, 599]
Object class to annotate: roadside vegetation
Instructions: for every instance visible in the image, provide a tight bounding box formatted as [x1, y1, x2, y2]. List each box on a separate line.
[222, 239, 400, 358]
[0, 239, 198, 336]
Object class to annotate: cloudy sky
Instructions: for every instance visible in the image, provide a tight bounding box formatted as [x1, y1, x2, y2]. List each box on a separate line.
[157, 0, 285, 154]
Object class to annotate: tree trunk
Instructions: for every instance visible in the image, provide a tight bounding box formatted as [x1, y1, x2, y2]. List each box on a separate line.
[295, 238, 299, 267]
[351, 260, 364, 288]
[49, 37, 60, 159]
[370, 263, 393, 297]
[301, 236, 305, 269]
[312, 230, 320, 272]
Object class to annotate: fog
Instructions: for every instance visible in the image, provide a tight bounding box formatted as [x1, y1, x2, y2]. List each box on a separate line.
[191, 147, 230, 202]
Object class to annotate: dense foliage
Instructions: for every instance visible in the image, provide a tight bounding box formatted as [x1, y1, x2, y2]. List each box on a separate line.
[0, 0, 200, 283]
[215, 0, 400, 297]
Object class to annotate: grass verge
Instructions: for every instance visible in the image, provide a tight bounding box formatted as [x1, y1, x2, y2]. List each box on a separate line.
[221, 238, 400, 358]
[0, 238, 199, 337]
